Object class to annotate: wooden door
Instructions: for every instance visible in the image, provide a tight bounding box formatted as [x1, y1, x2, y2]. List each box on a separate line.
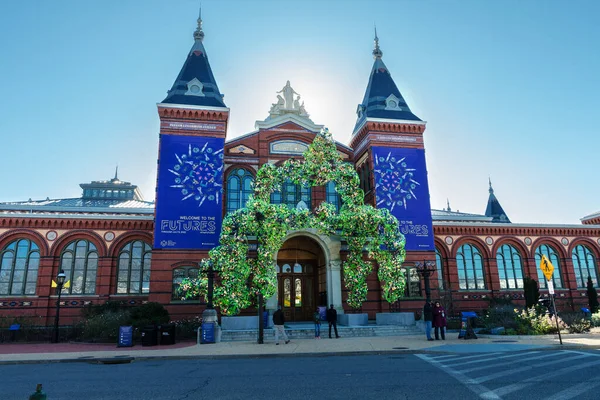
[278, 262, 315, 321]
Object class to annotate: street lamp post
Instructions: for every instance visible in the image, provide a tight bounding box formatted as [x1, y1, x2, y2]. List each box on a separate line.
[415, 261, 436, 303]
[52, 269, 66, 343]
[247, 211, 265, 345]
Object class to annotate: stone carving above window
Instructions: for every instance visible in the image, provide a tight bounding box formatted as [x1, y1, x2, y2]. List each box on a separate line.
[270, 140, 309, 155]
[228, 145, 256, 155]
[185, 78, 205, 97]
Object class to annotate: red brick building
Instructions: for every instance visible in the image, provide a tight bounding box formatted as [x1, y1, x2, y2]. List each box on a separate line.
[1, 14, 599, 326]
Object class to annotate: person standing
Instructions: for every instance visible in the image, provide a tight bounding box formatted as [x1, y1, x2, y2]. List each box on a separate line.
[423, 301, 434, 341]
[432, 301, 447, 340]
[272, 305, 290, 345]
[313, 308, 321, 339]
[326, 304, 340, 339]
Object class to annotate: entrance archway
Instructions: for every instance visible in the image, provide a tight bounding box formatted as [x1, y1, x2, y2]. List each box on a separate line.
[276, 236, 326, 321]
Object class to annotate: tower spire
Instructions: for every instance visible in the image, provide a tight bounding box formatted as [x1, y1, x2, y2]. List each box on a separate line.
[373, 24, 383, 59]
[446, 198, 451, 212]
[489, 176, 494, 194]
[193, 5, 204, 42]
[114, 165, 119, 181]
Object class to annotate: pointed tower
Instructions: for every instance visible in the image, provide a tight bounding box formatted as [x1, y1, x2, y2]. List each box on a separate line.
[351, 30, 434, 255]
[153, 10, 228, 262]
[485, 179, 511, 223]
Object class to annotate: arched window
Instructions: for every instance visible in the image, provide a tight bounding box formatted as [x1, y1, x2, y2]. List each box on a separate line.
[572, 244, 598, 288]
[226, 168, 254, 214]
[0, 239, 40, 295]
[59, 240, 98, 294]
[172, 266, 200, 300]
[325, 181, 342, 212]
[271, 179, 311, 209]
[456, 243, 486, 290]
[117, 240, 152, 294]
[496, 244, 524, 289]
[435, 247, 444, 290]
[535, 244, 563, 289]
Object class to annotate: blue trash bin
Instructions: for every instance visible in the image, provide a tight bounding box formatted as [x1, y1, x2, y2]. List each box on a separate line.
[582, 307, 591, 319]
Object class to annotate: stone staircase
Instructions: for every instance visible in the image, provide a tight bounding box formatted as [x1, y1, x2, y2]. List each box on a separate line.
[220, 322, 422, 342]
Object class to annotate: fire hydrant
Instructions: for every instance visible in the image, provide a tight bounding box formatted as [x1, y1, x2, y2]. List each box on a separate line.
[29, 384, 47, 400]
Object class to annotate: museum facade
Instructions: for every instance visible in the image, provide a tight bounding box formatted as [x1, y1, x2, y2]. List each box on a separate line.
[1, 14, 600, 326]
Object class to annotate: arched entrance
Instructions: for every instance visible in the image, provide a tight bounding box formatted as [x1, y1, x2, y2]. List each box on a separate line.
[276, 236, 326, 321]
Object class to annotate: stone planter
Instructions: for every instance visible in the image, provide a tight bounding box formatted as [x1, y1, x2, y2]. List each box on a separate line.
[376, 312, 415, 326]
[221, 316, 258, 330]
[337, 313, 368, 326]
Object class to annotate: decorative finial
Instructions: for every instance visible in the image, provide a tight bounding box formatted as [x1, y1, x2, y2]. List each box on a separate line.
[489, 177, 494, 194]
[114, 165, 119, 181]
[446, 198, 451, 212]
[193, 5, 205, 42]
[373, 24, 383, 59]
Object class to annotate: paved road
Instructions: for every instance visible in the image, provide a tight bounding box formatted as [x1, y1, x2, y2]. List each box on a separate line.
[417, 349, 600, 399]
[3, 350, 600, 399]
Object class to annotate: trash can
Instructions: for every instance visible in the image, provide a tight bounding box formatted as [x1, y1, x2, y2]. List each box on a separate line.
[201, 322, 215, 344]
[458, 311, 478, 340]
[141, 326, 158, 347]
[582, 307, 592, 320]
[160, 324, 176, 345]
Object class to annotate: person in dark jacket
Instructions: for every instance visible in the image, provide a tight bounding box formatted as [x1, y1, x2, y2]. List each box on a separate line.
[326, 304, 340, 339]
[432, 301, 447, 340]
[272, 305, 290, 345]
[423, 301, 434, 341]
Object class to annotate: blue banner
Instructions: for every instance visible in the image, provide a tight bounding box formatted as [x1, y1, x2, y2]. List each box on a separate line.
[372, 147, 434, 251]
[154, 135, 224, 249]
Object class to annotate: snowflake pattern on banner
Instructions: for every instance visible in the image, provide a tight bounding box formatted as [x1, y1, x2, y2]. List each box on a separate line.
[167, 142, 224, 207]
[374, 151, 420, 211]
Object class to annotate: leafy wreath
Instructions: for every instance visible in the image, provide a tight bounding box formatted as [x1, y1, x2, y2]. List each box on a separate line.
[180, 128, 407, 315]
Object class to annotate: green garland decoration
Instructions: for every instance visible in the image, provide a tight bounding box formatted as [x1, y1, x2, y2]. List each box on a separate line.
[179, 128, 407, 314]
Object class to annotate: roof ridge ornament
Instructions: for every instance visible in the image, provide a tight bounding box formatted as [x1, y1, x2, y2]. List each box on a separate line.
[489, 177, 494, 194]
[193, 5, 204, 42]
[269, 81, 309, 118]
[373, 24, 383, 59]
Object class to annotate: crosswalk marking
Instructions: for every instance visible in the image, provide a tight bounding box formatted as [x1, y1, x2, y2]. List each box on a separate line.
[418, 350, 600, 400]
[544, 379, 600, 400]
[450, 351, 539, 368]
[459, 352, 559, 374]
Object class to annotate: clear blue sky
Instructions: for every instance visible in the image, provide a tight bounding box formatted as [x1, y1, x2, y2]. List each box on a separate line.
[0, 0, 598, 224]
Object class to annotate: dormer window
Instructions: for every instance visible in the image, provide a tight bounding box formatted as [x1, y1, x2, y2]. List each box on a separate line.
[185, 78, 205, 97]
[384, 94, 403, 111]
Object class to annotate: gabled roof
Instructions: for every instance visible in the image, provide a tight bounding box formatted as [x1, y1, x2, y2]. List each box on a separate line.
[160, 11, 226, 108]
[485, 179, 511, 223]
[353, 31, 421, 134]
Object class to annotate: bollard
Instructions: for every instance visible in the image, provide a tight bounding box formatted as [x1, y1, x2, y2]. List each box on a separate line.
[29, 384, 47, 400]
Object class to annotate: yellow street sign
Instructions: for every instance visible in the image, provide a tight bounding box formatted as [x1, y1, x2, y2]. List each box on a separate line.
[51, 280, 70, 288]
[540, 255, 555, 281]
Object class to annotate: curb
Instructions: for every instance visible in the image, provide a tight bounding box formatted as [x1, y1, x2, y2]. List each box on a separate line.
[2, 344, 590, 365]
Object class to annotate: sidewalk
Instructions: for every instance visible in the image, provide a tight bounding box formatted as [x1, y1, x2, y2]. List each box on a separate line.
[2, 332, 600, 364]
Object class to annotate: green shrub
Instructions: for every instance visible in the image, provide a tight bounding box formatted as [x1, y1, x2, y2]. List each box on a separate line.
[561, 312, 592, 333]
[172, 316, 202, 339]
[482, 305, 518, 330]
[82, 301, 127, 318]
[514, 307, 566, 335]
[130, 302, 170, 329]
[591, 312, 600, 327]
[588, 276, 599, 313]
[80, 311, 132, 342]
[524, 276, 540, 308]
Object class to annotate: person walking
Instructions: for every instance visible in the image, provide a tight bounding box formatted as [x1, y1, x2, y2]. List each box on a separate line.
[432, 301, 447, 340]
[272, 305, 290, 345]
[326, 304, 340, 339]
[313, 308, 321, 339]
[423, 301, 434, 341]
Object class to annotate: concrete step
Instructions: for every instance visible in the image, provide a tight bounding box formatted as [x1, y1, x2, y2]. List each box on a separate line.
[220, 324, 422, 342]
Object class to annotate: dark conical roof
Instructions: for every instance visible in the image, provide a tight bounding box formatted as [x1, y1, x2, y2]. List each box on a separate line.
[485, 179, 511, 223]
[354, 32, 421, 132]
[161, 11, 226, 108]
